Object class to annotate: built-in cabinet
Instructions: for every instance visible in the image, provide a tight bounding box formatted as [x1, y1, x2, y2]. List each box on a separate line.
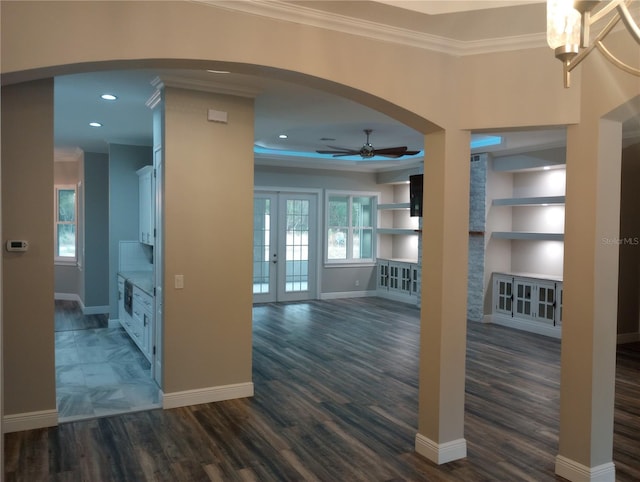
[137, 165, 154, 246]
[492, 272, 562, 338]
[376, 258, 419, 302]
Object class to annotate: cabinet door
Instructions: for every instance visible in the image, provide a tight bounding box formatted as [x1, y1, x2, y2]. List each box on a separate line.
[388, 263, 400, 292]
[377, 260, 389, 290]
[514, 279, 536, 321]
[138, 167, 154, 246]
[494, 275, 513, 316]
[410, 264, 419, 295]
[399, 264, 412, 295]
[536, 280, 558, 325]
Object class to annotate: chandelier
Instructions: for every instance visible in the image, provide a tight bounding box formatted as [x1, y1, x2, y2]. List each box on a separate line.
[547, 0, 640, 87]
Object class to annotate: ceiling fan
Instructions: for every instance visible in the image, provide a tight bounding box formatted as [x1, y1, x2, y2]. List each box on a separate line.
[316, 129, 420, 159]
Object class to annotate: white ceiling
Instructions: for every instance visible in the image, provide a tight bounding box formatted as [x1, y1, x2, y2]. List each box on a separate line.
[52, 0, 638, 171]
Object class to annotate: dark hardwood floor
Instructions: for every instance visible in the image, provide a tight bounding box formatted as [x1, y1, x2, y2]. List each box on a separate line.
[5, 297, 640, 481]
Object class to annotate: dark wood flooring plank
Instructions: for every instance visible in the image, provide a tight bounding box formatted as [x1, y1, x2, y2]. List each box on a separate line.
[5, 297, 640, 481]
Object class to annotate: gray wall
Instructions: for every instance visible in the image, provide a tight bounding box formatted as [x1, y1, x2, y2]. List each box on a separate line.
[84, 152, 110, 309]
[108, 143, 152, 319]
[255, 165, 394, 295]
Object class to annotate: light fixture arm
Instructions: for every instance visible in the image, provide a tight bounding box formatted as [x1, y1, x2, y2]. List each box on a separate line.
[550, 0, 640, 88]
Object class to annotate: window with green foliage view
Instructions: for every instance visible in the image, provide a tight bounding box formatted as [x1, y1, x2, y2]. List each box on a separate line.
[55, 185, 77, 261]
[326, 193, 375, 263]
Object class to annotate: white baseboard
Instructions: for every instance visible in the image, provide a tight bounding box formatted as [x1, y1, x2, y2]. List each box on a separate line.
[108, 319, 122, 328]
[319, 290, 377, 300]
[415, 433, 467, 464]
[54, 292, 81, 303]
[555, 455, 615, 482]
[617, 332, 640, 344]
[83, 304, 110, 315]
[162, 382, 254, 410]
[3, 409, 58, 434]
[375, 290, 418, 305]
[489, 314, 562, 339]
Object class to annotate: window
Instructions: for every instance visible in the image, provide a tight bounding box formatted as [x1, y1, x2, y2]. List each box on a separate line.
[55, 185, 77, 262]
[326, 192, 376, 263]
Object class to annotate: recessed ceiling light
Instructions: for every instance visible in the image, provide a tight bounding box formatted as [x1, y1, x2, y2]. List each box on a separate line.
[206, 70, 230, 74]
[543, 166, 551, 170]
[100, 94, 117, 101]
[89, 122, 102, 127]
[279, 134, 288, 139]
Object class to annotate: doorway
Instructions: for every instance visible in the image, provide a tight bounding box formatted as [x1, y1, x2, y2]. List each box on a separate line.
[253, 191, 318, 303]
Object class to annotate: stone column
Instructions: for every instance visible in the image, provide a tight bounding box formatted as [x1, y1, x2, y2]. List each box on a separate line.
[415, 128, 471, 463]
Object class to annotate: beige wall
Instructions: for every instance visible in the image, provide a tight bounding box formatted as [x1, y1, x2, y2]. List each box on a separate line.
[1, 80, 56, 415]
[1, 0, 582, 135]
[162, 86, 254, 393]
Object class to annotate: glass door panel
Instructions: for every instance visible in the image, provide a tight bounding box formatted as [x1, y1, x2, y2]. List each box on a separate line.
[253, 192, 317, 303]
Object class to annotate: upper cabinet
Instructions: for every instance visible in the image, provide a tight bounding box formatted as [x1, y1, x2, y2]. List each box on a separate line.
[137, 165, 154, 246]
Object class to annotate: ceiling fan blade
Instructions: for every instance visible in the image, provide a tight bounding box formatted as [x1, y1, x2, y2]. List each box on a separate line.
[316, 149, 360, 155]
[372, 146, 409, 155]
[372, 146, 421, 158]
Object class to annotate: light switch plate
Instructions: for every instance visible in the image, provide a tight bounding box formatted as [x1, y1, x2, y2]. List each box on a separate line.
[175, 274, 184, 289]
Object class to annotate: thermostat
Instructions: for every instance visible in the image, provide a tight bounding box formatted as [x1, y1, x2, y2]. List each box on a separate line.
[6, 240, 29, 252]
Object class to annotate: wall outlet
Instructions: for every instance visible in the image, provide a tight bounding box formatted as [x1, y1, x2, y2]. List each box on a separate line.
[355, 280, 360, 287]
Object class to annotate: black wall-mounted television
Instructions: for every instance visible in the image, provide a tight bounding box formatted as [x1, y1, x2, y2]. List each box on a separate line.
[409, 174, 423, 217]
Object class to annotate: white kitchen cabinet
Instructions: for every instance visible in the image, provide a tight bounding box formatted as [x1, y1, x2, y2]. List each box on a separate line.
[137, 165, 154, 246]
[131, 286, 154, 362]
[492, 273, 562, 337]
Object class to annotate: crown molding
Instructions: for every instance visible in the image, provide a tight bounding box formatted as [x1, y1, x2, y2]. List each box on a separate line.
[150, 74, 262, 98]
[194, 0, 547, 56]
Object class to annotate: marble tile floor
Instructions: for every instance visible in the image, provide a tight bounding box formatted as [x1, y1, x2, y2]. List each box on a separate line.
[55, 326, 161, 422]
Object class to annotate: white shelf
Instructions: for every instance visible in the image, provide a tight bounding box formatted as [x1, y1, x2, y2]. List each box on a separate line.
[377, 228, 418, 235]
[492, 231, 564, 241]
[378, 202, 410, 210]
[492, 195, 565, 206]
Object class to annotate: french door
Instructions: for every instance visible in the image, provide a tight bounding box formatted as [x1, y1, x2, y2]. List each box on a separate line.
[253, 191, 317, 303]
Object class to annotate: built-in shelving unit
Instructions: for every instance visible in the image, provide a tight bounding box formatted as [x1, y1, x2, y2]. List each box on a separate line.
[492, 195, 565, 206]
[376, 180, 420, 305]
[484, 148, 567, 336]
[492, 232, 564, 241]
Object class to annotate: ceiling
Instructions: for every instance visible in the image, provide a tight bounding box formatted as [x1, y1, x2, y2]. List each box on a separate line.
[52, 0, 638, 171]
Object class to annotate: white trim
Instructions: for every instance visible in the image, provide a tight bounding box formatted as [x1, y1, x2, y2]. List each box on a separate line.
[489, 313, 562, 339]
[320, 290, 377, 300]
[555, 455, 615, 482]
[82, 304, 109, 315]
[108, 319, 122, 329]
[54, 292, 82, 303]
[162, 382, 254, 410]
[617, 332, 640, 344]
[3, 409, 58, 433]
[415, 433, 467, 464]
[199, 0, 546, 56]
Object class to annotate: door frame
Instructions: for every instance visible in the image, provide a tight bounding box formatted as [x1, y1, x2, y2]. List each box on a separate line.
[253, 187, 322, 303]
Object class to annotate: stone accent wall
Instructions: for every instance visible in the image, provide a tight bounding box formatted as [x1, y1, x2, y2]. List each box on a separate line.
[467, 154, 488, 321]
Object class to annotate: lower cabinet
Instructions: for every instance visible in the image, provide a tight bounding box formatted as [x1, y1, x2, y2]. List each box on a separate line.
[119, 281, 154, 362]
[377, 258, 419, 304]
[492, 273, 562, 338]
